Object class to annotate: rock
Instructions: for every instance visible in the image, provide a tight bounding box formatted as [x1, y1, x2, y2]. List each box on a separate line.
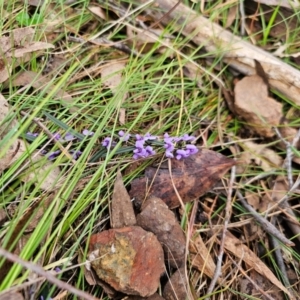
[88, 226, 165, 297]
[126, 293, 165, 299]
[163, 268, 188, 300]
[137, 196, 185, 268]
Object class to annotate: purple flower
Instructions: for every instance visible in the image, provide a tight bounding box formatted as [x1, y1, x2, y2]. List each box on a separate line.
[181, 134, 196, 142]
[118, 130, 131, 141]
[47, 150, 61, 160]
[27, 132, 39, 137]
[145, 145, 156, 156]
[175, 149, 189, 160]
[102, 137, 116, 148]
[53, 133, 61, 140]
[135, 139, 145, 149]
[144, 133, 157, 141]
[185, 144, 198, 155]
[135, 134, 144, 141]
[165, 150, 174, 158]
[70, 150, 82, 160]
[82, 129, 94, 136]
[64, 133, 76, 141]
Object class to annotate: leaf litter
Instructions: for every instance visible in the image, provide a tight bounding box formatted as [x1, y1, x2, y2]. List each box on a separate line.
[2, 1, 300, 300]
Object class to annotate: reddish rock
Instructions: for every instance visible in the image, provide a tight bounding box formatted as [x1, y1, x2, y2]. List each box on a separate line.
[163, 268, 188, 300]
[137, 196, 186, 268]
[88, 226, 165, 297]
[126, 293, 165, 299]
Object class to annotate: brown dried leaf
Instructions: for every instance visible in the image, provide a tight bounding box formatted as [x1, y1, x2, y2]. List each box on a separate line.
[225, 4, 238, 28]
[111, 171, 136, 228]
[0, 28, 54, 83]
[127, 26, 173, 54]
[129, 149, 235, 209]
[0, 93, 26, 172]
[137, 196, 185, 268]
[22, 154, 62, 191]
[88, 226, 165, 297]
[237, 141, 283, 173]
[0, 292, 24, 300]
[100, 61, 126, 94]
[253, 0, 299, 9]
[183, 62, 204, 89]
[240, 270, 284, 300]
[234, 75, 283, 138]
[88, 5, 108, 20]
[189, 234, 217, 280]
[100, 61, 127, 123]
[10, 71, 76, 112]
[224, 231, 292, 297]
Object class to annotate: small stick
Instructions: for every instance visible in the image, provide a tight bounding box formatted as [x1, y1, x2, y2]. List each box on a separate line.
[205, 165, 236, 299]
[270, 219, 293, 296]
[0, 247, 97, 300]
[237, 191, 294, 246]
[229, 255, 276, 300]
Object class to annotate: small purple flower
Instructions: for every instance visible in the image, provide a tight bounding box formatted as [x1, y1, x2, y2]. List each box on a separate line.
[175, 149, 189, 160]
[27, 132, 39, 137]
[145, 145, 156, 156]
[164, 133, 175, 154]
[64, 133, 76, 141]
[118, 130, 131, 141]
[82, 129, 94, 136]
[53, 133, 61, 140]
[165, 150, 174, 158]
[181, 134, 196, 142]
[144, 133, 157, 141]
[47, 150, 61, 160]
[135, 139, 145, 149]
[102, 137, 115, 148]
[135, 134, 144, 141]
[185, 144, 198, 155]
[70, 150, 82, 160]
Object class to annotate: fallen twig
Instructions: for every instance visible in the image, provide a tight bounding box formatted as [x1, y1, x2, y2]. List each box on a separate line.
[0, 247, 97, 300]
[236, 191, 294, 247]
[133, 0, 300, 105]
[205, 165, 236, 299]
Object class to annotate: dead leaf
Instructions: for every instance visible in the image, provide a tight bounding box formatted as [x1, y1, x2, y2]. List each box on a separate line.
[129, 149, 235, 209]
[0, 193, 56, 282]
[224, 231, 292, 297]
[0, 93, 26, 172]
[127, 26, 174, 54]
[234, 74, 283, 138]
[0, 292, 24, 300]
[22, 154, 62, 191]
[189, 234, 217, 280]
[237, 141, 283, 173]
[100, 61, 127, 123]
[253, 0, 299, 9]
[239, 270, 284, 300]
[100, 61, 126, 94]
[0, 28, 54, 83]
[9, 71, 76, 112]
[183, 62, 204, 88]
[225, 4, 238, 28]
[88, 5, 108, 20]
[111, 171, 136, 228]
